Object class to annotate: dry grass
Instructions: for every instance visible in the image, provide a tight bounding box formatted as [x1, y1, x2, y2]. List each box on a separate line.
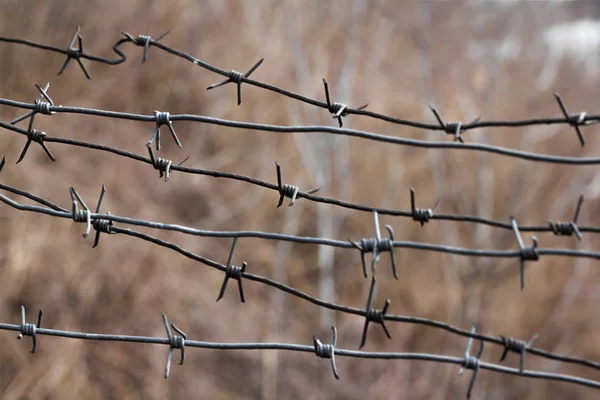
[0, 1, 599, 399]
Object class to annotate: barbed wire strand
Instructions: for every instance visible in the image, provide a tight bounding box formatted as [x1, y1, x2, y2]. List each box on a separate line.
[1, 29, 600, 146]
[1, 96, 600, 165]
[0, 119, 598, 238]
[4, 307, 600, 391]
[0, 180, 599, 374]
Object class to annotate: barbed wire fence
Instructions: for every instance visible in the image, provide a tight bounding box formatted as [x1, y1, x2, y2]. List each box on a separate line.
[0, 26, 599, 398]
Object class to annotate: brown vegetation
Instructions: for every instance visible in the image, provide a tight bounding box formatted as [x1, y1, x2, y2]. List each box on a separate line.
[0, 1, 599, 398]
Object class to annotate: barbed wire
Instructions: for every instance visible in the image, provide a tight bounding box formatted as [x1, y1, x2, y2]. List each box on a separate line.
[1, 27, 600, 149]
[4, 305, 600, 394]
[1, 177, 600, 382]
[0, 117, 598, 240]
[2, 27, 600, 397]
[1, 90, 600, 166]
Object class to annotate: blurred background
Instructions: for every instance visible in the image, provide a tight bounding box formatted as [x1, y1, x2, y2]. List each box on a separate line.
[0, 0, 600, 398]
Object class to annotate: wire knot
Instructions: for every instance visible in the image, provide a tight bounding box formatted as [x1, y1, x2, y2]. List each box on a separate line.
[225, 263, 243, 280]
[499, 334, 538, 373]
[519, 245, 539, 262]
[461, 355, 480, 372]
[58, 26, 90, 79]
[17, 306, 42, 353]
[155, 111, 170, 125]
[458, 324, 484, 400]
[412, 208, 433, 225]
[359, 237, 393, 253]
[313, 326, 339, 379]
[206, 58, 264, 105]
[548, 221, 576, 236]
[27, 129, 46, 143]
[359, 277, 392, 349]
[511, 218, 539, 291]
[275, 163, 320, 208]
[365, 307, 385, 324]
[134, 35, 152, 46]
[147, 147, 189, 182]
[429, 106, 480, 143]
[322, 78, 367, 127]
[351, 212, 398, 279]
[548, 195, 584, 241]
[147, 110, 182, 150]
[217, 238, 247, 303]
[92, 218, 113, 234]
[328, 102, 348, 118]
[567, 112, 586, 126]
[162, 312, 186, 379]
[554, 93, 587, 146]
[34, 99, 53, 115]
[228, 70, 244, 84]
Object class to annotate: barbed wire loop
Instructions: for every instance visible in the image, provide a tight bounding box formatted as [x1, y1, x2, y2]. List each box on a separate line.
[122, 30, 170, 63]
[147, 146, 188, 182]
[216, 237, 247, 303]
[410, 188, 437, 226]
[359, 276, 392, 349]
[17, 305, 43, 353]
[322, 78, 368, 128]
[90, 184, 115, 248]
[499, 333, 539, 373]
[275, 162, 320, 208]
[162, 312, 186, 379]
[511, 217, 539, 291]
[147, 111, 182, 150]
[549, 195, 584, 241]
[313, 326, 340, 380]
[11, 82, 55, 126]
[458, 324, 484, 400]
[350, 211, 398, 279]
[57, 26, 90, 79]
[206, 58, 264, 105]
[553, 93, 589, 147]
[429, 107, 480, 143]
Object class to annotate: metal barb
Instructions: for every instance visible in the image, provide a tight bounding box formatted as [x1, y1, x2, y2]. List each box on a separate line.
[322, 78, 367, 128]
[122, 30, 170, 63]
[350, 211, 398, 279]
[313, 326, 339, 380]
[458, 324, 484, 400]
[499, 333, 539, 373]
[147, 146, 187, 181]
[429, 107, 479, 143]
[410, 188, 434, 226]
[147, 111, 182, 150]
[274, 162, 320, 208]
[206, 58, 264, 105]
[91, 184, 114, 248]
[359, 276, 391, 349]
[548, 195, 584, 241]
[162, 312, 186, 379]
[553, 93, 586, 147]
[510, 217, 539, 291]
[69, 186, 91, 238]
[216, 237, 247, 303]
[17, 305, 43, 353]
[0, 156, 5, 173]
[11, 82, 54, 126]
[58, 25, 90, 79]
